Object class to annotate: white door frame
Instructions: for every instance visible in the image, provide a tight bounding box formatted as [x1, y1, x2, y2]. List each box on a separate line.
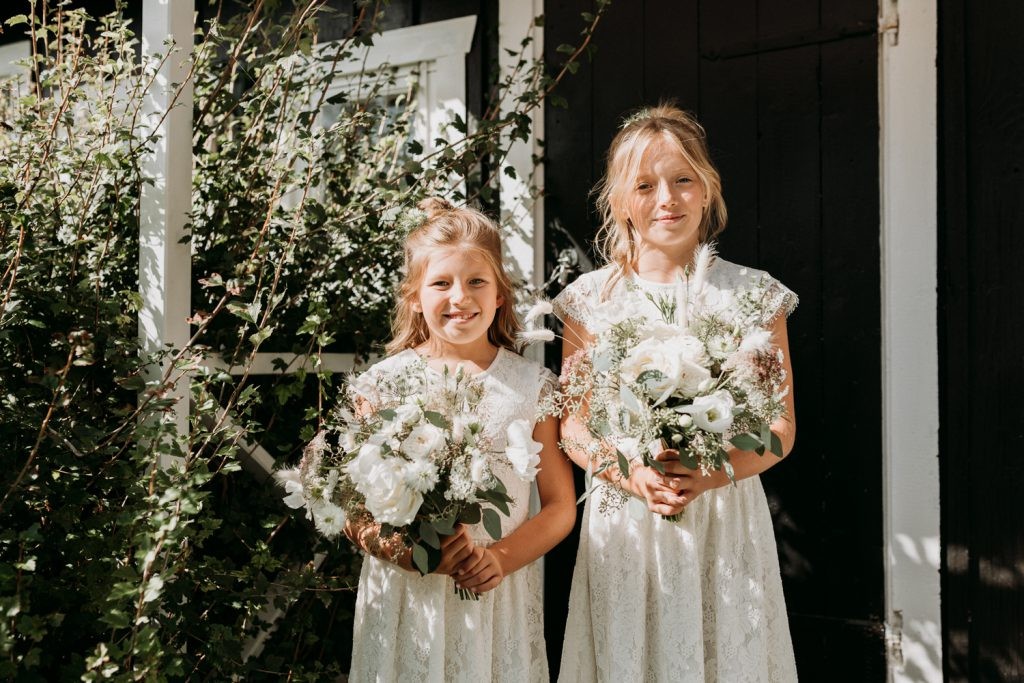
[878, 1, 942, 680]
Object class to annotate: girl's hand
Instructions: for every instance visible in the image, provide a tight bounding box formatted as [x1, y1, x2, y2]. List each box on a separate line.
[433, 524, 480, 576]
[650, 449, 727, 506]
[627, 464, 688, 516]
[454, 547, 506, 594]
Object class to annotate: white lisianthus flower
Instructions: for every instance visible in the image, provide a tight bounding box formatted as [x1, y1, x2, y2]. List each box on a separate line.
[739, 328, 774, 354]
[275, 468, 307, 509]
[505, 419, 542, 480]
[403, 458, 440, 493]
[677, 390, 736, 433]
[401, 423, 445, 460]
[310, 499, 347, 537]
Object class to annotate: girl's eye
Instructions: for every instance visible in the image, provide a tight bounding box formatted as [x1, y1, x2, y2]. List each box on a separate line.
[677, 176, 692, 184]
[470, 278, 486, 286]
[636, 182, 652, 192]
[430, 280, 449, 287]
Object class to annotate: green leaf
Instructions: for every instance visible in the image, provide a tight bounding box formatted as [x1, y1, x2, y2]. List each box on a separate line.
[419, 520, 440, 549]
[412, 543, 430, 575]
[730, 433, 762, 451]
[616, 450, 630, 479]
[556, 43, 575, 55]
[115, 375, 146, 391]
[481, 508, 502, 540]
[458, 505, 481, 525]
[433, 516, 456, 536]
[422, 410, 446, 428]
[770, 432, 784, 457]
[5, 15, 29, 27]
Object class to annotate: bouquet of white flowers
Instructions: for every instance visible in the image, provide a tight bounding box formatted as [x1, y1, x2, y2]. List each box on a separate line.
[277, 359, 541, 597]
[558, 245, 789, 520]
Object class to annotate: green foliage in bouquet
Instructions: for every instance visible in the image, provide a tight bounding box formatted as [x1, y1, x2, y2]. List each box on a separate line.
[0, 0, 604, 678]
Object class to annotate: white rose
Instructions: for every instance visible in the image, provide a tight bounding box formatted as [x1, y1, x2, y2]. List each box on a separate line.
[677, 390, 736, 433]
[620, 337, 711, 403]
[356, 458, 423, 526]
[505, 419, 542, 480]
[401, 423, 446, 460]
[345, 442, 385, 487]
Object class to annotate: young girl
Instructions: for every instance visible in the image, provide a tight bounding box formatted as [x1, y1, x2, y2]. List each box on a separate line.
[344, 197, 576, 682]
[554, 105, 799, 681]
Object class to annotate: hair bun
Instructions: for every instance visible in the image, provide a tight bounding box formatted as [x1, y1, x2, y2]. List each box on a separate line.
[418, 196, 456, 219]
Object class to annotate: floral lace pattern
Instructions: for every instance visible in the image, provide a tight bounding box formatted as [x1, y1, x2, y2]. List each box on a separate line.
[349, 348, 555, 682]
[554, 260, 798, 682]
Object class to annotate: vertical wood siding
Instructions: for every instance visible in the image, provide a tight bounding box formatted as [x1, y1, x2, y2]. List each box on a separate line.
[940, 1, 1024, 680]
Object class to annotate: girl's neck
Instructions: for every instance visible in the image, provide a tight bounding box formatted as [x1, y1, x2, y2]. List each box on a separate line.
[635, 241, 699, 283]
[414, 339, 500, 376]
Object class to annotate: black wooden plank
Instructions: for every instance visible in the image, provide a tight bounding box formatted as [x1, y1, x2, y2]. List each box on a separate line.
[817, 34, 882, 622]
[755, 44, 827, 622]
[963, 0, 1024, 679]
[820, 0, 876, 28]
[758, 0, 818, 39]
[698, 0, 757, 268]
[642, 0, 699, 108]
[938, 0, 972, 679]
[589, 0, 645, 188]
[543, 0, 596, 261]
[789, 614, 886, 682]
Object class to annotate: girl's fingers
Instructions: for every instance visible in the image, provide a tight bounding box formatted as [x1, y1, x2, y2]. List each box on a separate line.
[654, 449, 680, 462]
[456, 549, 487, 577]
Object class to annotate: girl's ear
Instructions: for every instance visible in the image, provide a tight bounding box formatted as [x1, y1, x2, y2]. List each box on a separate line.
[411, 299, 422, 313]
[495, 294, 505, 309]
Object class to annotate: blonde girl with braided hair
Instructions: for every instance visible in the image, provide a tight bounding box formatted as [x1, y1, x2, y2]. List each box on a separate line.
[343, 197, 575, 682]
[554, 105, 799, 681]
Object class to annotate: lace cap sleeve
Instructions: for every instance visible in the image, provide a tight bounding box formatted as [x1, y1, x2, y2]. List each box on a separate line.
[551, 268, 611, 329]
[535, 367, 560, 422]
[762, 276, 799, 325]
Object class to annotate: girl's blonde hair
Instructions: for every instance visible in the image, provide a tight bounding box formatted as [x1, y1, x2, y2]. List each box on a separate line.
[594, 104, 728, 288]
[386, 197, 521, 356]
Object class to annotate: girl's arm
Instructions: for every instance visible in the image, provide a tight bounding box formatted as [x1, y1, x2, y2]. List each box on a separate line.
[344, 520, 480, 575]
[559, 316, 688, 517]
[455, 414, 576, 593]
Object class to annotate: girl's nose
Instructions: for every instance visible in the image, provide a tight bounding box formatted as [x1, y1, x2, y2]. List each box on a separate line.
[449, 283, 469, 303]
[658, 181, 677, 206]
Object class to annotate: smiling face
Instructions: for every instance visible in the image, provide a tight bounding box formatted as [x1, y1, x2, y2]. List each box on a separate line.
[624, 133, 707, 257]
[411, 247, 504, 355]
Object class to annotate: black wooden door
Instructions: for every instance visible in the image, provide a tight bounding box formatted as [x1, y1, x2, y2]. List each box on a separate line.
[543, 2, 885, 679]
[940, 2, 1024, 681]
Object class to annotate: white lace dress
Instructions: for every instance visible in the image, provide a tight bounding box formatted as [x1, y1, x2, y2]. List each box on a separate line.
[348, 347, 556, 683]
[554, 258, 799, 683]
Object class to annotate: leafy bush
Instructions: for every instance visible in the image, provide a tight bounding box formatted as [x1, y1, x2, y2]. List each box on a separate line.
[0, 1, 602, 678]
